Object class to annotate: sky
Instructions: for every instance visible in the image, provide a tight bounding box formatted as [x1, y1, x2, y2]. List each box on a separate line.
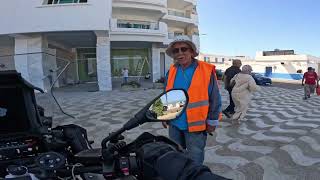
[198, 0, 320, 58]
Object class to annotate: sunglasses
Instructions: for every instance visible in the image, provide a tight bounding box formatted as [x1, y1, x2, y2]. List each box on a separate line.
[172, 47, 190, 54]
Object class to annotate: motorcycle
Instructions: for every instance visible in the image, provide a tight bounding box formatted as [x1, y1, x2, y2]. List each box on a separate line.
[0, 70, 189, 179]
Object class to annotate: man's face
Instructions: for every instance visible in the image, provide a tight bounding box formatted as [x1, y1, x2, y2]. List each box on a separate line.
[171, 42, 194, 67]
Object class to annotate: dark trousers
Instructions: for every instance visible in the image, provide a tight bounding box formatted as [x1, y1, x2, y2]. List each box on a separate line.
[169, 125, 207, 165]
[224, 89, 235, 113]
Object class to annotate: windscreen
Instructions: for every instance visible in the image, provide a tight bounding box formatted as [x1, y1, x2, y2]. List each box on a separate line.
[0, 87, 30, 135]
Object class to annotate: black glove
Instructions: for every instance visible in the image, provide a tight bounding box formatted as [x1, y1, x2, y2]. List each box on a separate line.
[137, 142, 176, 179]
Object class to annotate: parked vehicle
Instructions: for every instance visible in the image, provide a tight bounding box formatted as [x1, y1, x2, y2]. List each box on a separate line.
[216, 69, 224, 80]
[251, 72, 272, 85]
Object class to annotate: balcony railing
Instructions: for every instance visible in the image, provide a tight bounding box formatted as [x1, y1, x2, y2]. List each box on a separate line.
[167, 10, 190, 18]
[45, 0, 87, 5]
[168, 32, 185, 39]
[113, 0, 167, 6]
[116, 20, 159, 30]
[111, 19, 168, 42]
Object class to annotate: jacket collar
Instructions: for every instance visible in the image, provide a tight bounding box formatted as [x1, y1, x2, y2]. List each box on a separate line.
[174, 58, 198, 68]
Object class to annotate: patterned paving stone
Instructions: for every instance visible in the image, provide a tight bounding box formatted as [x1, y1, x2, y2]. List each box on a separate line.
[36, 85, 320, 179]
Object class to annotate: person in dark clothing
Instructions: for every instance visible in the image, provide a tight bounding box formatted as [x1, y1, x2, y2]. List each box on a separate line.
[138, 142, 231, 180]
[223, 59, 242, 118]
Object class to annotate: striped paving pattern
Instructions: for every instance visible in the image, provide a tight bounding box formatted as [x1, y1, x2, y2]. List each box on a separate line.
[36, 85, 320, 180]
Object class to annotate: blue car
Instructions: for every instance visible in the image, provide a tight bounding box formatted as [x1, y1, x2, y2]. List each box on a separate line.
[251, 73, 272, 85]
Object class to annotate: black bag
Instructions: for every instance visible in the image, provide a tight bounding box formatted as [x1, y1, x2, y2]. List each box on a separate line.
[54, 124, 92, 153]
[0, 70, 45, 137]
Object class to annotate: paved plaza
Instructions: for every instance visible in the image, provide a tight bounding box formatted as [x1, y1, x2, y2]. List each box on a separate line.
[36, 83, 320, 180]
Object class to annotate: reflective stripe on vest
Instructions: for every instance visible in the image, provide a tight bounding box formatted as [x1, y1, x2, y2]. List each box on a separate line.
[166, 61, 215, 132]
[187, 100, 209, 109]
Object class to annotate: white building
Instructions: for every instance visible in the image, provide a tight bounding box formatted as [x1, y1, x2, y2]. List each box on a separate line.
[0, 0, 199, 91]
[200, 50, 320, 80]
[253, 50, 320, 79]
[198, 53, 251, 64]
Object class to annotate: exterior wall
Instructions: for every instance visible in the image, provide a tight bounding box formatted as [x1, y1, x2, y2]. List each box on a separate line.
[0, 0, 111, 35]
[0, 38, 15, 71]
[255, 53, 309, 62]
[14, 35, 47, 90]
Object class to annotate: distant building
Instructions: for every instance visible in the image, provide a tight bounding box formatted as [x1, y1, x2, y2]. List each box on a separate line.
[198, 53, 252, 74]
[254, 50, 320, 80]
[198, 53, 251, 64]
[199, 49, 320, 80]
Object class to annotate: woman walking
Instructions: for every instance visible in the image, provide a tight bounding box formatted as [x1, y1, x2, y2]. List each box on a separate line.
[230, 65, 260, 124]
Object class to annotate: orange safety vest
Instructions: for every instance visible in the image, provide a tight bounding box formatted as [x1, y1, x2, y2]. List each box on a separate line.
[166, 61, 220, 132]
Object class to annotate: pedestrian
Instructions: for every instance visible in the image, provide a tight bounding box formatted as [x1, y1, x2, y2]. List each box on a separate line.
[302, 67, 318, 100]
[163, 35, 222, 165]
[230, 65, 260, 124]
[222, 59, 242, 118]
[122, 68, 129, 84]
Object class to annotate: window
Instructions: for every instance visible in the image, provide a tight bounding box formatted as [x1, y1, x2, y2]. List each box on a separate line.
[222, 58, 225, 63]
[117, 21, 151, 29]
[174, 32, 183, 36]
[47, 0, 87, 4]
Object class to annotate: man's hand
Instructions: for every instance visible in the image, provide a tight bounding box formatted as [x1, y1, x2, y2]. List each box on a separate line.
[162, 122, 168, 128]
[206, 125, 216, 133]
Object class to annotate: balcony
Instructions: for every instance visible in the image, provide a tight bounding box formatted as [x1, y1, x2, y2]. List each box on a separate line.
[162, 9, 198, 27]
[167, 0, 196, 10]
[184, 0, 197, 6]
[112, 0, 167, 16]
[110, 19, 168, 42]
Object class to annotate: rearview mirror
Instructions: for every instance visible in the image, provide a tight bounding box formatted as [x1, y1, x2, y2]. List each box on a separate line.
[146, 89, 188, 121]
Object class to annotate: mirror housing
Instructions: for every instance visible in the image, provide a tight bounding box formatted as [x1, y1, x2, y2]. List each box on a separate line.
[146, 89, 188, 122]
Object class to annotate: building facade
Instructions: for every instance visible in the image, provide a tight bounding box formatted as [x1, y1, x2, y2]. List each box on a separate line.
[253, 50, 320, 80]
[198, 53, 251, 64]
[0, 0, 199, 91]
[200, 50, 320, 80]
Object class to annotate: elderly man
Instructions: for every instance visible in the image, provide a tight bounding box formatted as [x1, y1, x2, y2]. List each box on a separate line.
[163, 36, 222, 165]
[222, 59, 242, 118]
